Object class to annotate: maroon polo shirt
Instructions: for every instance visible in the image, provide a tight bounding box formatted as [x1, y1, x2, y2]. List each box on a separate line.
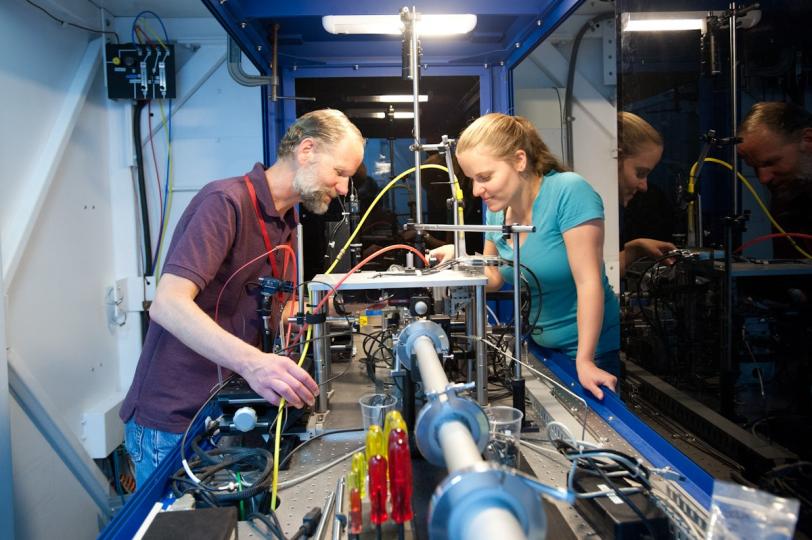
[120, 163, 297, 432]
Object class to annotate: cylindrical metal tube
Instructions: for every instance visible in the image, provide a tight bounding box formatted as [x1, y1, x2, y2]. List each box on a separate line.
[438, 420, 483, 473]
[729, 2, 740, 215]
[414, 336, 449, 394]
[311, 289, 329, 412]
[462, 507, 526, 540]
[474, 285, 487, 405]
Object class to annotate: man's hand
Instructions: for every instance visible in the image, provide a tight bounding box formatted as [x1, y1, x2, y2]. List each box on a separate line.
[428, 244, 455, 264]
[575, 358, 617, 400]
[626, 238, 677, 261]
[241, 352, 319, 408]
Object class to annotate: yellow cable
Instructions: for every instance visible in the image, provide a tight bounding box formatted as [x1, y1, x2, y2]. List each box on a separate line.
[325, 164, 455, 274]
[153, 100, 174, 279]
[688, 157, 812, 259]
[271, 162, 459, 509]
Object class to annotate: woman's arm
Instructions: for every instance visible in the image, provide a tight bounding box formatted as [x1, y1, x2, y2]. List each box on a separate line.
[428, 239, 504, 291]
[562, 219, 617, 399]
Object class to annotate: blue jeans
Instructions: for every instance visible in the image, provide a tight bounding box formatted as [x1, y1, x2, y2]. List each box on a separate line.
[124, 418, 183, 490]
[594, 350, 620, 377]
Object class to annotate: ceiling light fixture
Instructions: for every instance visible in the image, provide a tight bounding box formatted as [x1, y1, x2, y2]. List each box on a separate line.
[346, 109, 415, 120]
[621, 12, 707, 33]
[322, 14, 477, 36]
[346, 95, 428, 103]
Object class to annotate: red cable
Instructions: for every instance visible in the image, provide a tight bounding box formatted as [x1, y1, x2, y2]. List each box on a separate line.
[290, 244, 429, 346]
[734, 233, 812, 254]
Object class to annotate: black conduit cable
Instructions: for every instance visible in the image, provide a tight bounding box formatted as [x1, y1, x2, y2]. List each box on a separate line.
[133, 100, 153, 342]
[564, 12, 614, 168]
[133, 100, 154, 277]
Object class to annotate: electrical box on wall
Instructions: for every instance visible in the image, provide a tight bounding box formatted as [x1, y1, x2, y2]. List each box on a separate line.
[105, 43, 176, 100]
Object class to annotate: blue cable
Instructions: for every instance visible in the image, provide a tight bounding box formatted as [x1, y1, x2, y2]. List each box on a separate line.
[131, 10, 169, 44]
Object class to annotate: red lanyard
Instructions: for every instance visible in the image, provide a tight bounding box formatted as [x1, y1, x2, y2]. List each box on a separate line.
[243, 175, 282, 279]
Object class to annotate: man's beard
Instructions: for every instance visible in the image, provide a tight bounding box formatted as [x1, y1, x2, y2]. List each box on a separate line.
[293, 159, 332, 214]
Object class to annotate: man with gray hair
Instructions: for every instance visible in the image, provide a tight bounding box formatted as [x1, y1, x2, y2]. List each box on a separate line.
[738, 101, 812, 257]
[120, 109, 364, 487]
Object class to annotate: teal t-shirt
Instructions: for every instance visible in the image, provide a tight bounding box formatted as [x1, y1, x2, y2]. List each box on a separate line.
[485, 170, 620, 357]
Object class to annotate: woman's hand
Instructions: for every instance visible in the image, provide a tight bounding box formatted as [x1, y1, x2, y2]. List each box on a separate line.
[575, 358, 617, 400]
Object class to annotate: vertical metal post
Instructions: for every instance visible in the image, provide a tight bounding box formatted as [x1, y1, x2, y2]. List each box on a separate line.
[474, 285, 487, 405]
[297, 223, 306, 357]
[442, 135, 463, 258]
[512, 232, 523, 380]
[405, 7, 423, 225]
[311, 288, 330, 412]
[511, 231, 526, 418]
[722, 3, 739, 416]
[729, 3, 740, 215]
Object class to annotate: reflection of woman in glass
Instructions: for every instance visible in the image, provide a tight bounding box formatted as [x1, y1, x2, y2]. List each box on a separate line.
[432, 114, 619, 400]
[618, 112, 676, 276]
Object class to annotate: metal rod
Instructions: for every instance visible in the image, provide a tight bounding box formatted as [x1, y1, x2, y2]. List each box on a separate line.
[409, 223, 535, 233]
[314, 490, 335, 540]
[406, 7, 423, 225]
[475, 285, 488, 405]
[729, 3, 740, 216]
[332, 477, 346, 540]
[512, 231, 523, 380]
[441, 135, 463, 258]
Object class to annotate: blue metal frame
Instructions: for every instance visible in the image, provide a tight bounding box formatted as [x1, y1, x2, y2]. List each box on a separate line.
[530, 343, 714, 509]
[97, 406, 214, 540]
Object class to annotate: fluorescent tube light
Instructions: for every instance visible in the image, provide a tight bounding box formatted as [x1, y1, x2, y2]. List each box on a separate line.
[323, 14, 476, 36]
[346, 95, 428, 103]
[622, 12, 707, 33]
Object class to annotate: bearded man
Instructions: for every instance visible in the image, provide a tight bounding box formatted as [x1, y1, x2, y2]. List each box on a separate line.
[120, 109, 364, 487]
[738, 102, 812, 258]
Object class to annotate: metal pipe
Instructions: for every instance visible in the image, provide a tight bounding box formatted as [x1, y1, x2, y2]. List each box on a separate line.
[438, 420, 483, 472]
[414, 336, 449, 393]
[311, 289, 329, 412]
[409, 223, 535, 233]
[313, 490, 334, 540]
[462, 507, 526, 540]
[474, 285, 488, 405]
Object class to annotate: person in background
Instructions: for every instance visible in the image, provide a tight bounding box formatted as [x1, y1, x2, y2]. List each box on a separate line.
[617, 112, 677, 276]
[120, 109, 365, 488]
[737, 101, 812, 258]
[432, 113, 619, 400]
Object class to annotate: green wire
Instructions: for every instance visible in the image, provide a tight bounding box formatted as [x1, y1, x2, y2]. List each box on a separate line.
[236, 472, 244, 520]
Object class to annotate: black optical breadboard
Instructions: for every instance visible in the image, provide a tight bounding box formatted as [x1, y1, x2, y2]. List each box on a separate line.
[105, 43, 176, 100]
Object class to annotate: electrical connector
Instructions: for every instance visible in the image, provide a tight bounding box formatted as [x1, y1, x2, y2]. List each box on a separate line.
[290, 507, 323, 540]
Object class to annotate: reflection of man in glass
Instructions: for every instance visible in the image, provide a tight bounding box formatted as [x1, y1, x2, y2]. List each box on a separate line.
[617, 112, 676, 276]
[738, 102, 812, 258]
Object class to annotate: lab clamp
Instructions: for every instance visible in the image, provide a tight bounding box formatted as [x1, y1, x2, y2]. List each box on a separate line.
[396, 319, 574, 540]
